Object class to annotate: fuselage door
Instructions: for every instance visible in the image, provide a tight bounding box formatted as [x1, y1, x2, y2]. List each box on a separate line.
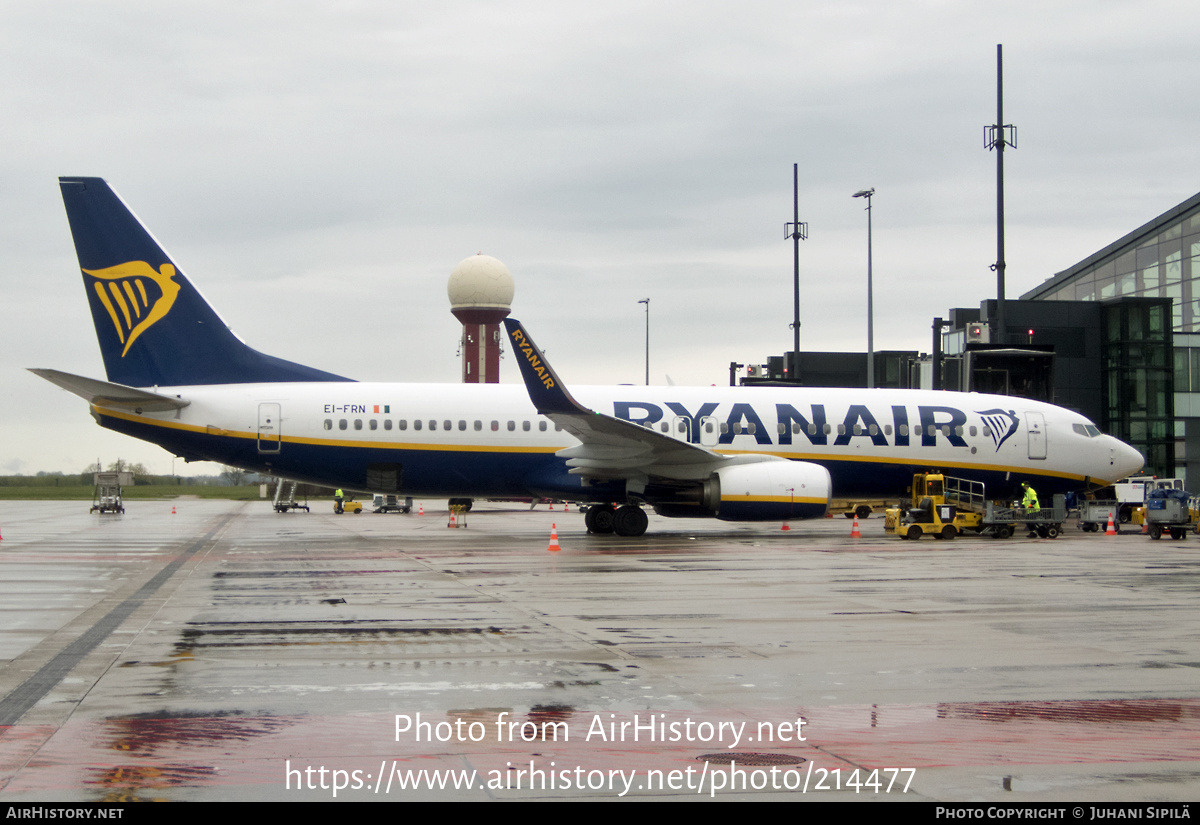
[699, 415, 719, 447]
[258, 402, 281, 454]
[1025, 411, 1046, 460]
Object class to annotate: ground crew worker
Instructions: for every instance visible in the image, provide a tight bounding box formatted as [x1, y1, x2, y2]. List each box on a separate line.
[1021, 482, 1040, 537]
[334, 488, 344, 514]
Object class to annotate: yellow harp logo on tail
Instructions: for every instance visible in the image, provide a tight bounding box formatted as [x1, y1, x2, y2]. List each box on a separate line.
[83, 261, 181, 357]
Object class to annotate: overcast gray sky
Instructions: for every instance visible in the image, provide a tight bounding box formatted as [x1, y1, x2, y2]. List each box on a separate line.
[4, 0, 1199, 476]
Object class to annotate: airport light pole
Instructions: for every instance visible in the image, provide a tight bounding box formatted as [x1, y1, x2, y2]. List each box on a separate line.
[784, 164, 808, 380]
[853, 188, 875, 388]
[638, 298, 650, 385]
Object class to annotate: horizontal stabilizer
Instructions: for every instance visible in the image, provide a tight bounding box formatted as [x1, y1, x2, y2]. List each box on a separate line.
[30, 368, 189, 412]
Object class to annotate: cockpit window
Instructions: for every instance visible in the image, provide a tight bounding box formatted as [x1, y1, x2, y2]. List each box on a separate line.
[1073, 423, 1103, 437]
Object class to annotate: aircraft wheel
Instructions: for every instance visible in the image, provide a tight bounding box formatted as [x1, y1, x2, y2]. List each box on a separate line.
[614, 505, 648, 537]
[906, 525, 922, 541]
[587, 505, 616, 535]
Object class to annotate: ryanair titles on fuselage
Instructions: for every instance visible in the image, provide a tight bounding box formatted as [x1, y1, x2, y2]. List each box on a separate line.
[609, 400, 1018, 452]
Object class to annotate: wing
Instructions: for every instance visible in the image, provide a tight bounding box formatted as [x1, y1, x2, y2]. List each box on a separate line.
[503, 318, 756, 492]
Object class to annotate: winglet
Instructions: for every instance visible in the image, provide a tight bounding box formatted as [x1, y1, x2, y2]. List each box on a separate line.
[503, 318, 590, 416]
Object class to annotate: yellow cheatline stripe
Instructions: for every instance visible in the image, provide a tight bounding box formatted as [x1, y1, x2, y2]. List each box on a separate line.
[93, 406, 561, 454]
[721, 495, 826, 504]
[93, 282, 125, 344]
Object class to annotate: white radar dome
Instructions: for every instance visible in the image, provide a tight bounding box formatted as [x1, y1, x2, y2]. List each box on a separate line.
[447, 254, 515, 311]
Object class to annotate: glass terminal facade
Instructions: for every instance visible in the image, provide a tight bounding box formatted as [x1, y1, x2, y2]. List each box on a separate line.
[1023, 192, 1200, 482]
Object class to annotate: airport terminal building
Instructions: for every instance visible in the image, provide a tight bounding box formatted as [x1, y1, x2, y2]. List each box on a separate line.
[1016, 191, 1200, 482]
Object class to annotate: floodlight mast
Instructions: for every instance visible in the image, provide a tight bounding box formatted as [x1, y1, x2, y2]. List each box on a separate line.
[853, 188, 875, 388]
[784, 163, 808, 381]
[985, 43, 1017, 345]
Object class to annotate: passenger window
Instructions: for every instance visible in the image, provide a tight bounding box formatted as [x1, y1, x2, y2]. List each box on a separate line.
[982, 426, 991, 437]
[837, 424, 846, 435]
[508, 421, 516, 431]
[523, 421, 531, 431]
[414, 420, 422, 431]
[808, 424, 817, 435]
[899, 424, 909, 436]
[369, 419, 377, 431]
[384, 420, 393, 430]
[324, 419, 332, 430]
[853, 424, 863, 436]
[458, 420, 466, 431]
[884, 424, 892, 436]
[968, 425, 976, 436]
[954, 426, 964, 437]
[475, 420, 482, 431]
[354, 419, 362, 430]
[822, 423, 832, 435]
[429, 420, 437, 431]
[778, 423, 787, 435]
[444, 420, 451, 431]
[539, 421, 547, 432]
[660, 422, 669, 432]
[868, 424, 878, 436]
[491, 421, 499, 431]
[555, 423, 562, 431]
[399, 420, 407, 431]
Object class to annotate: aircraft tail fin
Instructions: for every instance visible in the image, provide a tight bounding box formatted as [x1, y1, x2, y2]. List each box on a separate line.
[58, 177, 348, 387]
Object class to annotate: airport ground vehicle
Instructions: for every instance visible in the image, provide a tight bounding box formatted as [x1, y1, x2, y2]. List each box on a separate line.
[1109, 476, 1186, 523]
[273, 479, 310, 512]
[90, 471, 130, 514]
[1078, 499, 1120, 532]
[884, 472, 1066, 540]
[1144, 487, 1197, 540]
[34, 177, 1145, 537]
[372, 494, 413, 513]
[334, 498, 363, 514]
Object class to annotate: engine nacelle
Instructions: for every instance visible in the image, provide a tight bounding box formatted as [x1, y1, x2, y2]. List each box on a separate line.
[706, 460, 831, 522]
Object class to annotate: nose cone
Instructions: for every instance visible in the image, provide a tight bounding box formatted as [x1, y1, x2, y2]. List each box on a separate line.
[1110, 438, 1144, 480]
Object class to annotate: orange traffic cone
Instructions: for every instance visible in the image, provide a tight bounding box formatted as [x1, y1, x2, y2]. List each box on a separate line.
[548, 502, 554, 511]
[418, 503, 423, 516]
[1106, 511, 1117, 536]
[781, 522, 790, 531]
[448, 511, 457, 528]
[547, 523, 562, 552]
[563, 502, 570, 512]
[171, 506, 176, 515]
[850, 516, 862, 539]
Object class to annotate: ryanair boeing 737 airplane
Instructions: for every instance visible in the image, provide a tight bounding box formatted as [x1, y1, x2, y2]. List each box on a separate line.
[33, 177, 1144, 536]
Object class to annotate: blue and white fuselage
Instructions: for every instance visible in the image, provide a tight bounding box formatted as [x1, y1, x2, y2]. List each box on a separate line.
[34, 177, 1144, 537]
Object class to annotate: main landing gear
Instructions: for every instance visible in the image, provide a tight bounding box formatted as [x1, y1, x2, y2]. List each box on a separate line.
[584, 504, 648, 537]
